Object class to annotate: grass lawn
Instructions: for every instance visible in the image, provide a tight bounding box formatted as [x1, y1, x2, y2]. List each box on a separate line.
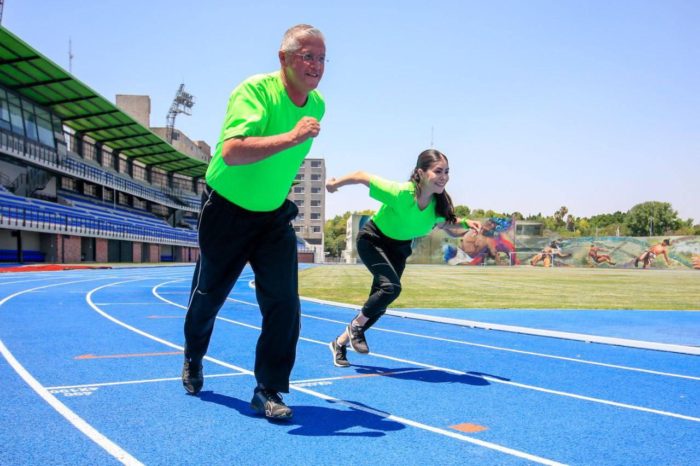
[299, 265, 700, 310]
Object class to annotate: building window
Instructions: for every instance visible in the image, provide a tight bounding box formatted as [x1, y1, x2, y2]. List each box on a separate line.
[311, 187, 321, 194]
[293, 186, 304, 194]
[295, 174, 304, 180]
[312, 226, 321, 233]
[311, 174, 322, 181]
[310, 200, 321, 207]
[294, 200, 304, 207]
[310, 160, 322, 168]
[310, 213, 321, 220]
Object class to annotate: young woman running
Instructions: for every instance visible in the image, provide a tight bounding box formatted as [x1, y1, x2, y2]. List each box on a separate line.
[325, 149, 481, 366]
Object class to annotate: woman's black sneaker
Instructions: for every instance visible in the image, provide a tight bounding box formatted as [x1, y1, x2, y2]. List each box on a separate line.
[346, 323, 369, 354]
[329, 340, 350, 367]
[250, 387, 293, 420]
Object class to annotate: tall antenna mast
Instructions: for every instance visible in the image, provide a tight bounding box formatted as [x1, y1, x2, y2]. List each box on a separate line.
[166, 83, 195, 143]
[0, 0, 5, 25]
[68, 37, 74, 73]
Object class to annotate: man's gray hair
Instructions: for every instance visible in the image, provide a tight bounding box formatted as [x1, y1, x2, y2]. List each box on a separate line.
[280, 24, 325, 53]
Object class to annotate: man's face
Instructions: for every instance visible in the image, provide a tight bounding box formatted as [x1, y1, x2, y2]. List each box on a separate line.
[282, 36, 326, 94]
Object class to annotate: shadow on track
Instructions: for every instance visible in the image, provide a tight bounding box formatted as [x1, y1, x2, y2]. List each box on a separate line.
[351, 365, 511, 385]
[199, 391, 405, 437]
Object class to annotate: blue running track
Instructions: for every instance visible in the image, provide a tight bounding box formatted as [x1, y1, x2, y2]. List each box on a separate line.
[1, 265, 698, 465]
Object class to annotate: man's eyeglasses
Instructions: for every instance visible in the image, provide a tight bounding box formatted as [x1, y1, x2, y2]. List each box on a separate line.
[294, 53, 328, 64]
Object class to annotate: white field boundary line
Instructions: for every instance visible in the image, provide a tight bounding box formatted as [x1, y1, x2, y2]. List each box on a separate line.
[298, 294, 700, 356]
[0, 278, 143, 466]
[241, 285, 700, 422]
[302, 314, 700, 381]
[146, 280, 565, 465]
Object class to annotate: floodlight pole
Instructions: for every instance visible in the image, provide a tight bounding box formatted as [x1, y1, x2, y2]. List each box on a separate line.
[0, 0, 4, 25]
[166, 83, 195, 143]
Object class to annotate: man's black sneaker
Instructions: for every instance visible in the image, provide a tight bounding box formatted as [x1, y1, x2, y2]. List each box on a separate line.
[250, 387, 293, 420]
[182, 358, 203, 395]
[346, 323, 369, 354]
[329, 340, 350, 367]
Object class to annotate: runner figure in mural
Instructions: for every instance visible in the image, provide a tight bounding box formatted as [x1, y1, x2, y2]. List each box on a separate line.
[324, 149, 481, 367]
[634, 239, 671, 269]
[530, 240, 571, 267]
[587, 243, 616, 266]
[446, 217, 519, 265]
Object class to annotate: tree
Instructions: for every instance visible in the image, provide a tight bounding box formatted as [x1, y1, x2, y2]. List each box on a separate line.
[454, 205, 470, 217]
[323, 213, 351, 257]
[553, 206, 568, 229]
[625, 201, 681, 236]
[323, 210, 375, 257]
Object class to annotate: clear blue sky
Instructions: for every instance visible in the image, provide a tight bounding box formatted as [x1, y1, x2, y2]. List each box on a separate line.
[5, 1, 699, 222]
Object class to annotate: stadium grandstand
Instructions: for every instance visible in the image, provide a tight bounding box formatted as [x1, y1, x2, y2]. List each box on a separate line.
[0, 26, 317, 265]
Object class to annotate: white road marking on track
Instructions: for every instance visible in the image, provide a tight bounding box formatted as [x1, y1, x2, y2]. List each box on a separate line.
[195, 290, 700, 422]
[119, 278, 562, 465]
[0, 278, 143, 466]
[302, 314, 700, 381]
[45, 372, 247, 390]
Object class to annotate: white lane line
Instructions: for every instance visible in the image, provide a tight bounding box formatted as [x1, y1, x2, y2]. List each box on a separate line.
[0, 278, 143, 466]
[45, 372, 247, 391]
[220, 314, 700, 423]
[94, 303, 175, 306]
[119, 280, 563, 465]
[235, 294, 700, 382]
[1, 339, 142, 465]
[301, 295, 700, 355]
[302, 314, 700, 381]
[296, 383, 567, 466]
[203, 293, 700, 423]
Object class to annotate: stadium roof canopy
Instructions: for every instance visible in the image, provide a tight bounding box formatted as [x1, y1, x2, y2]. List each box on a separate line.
[0, 26, 207, 178]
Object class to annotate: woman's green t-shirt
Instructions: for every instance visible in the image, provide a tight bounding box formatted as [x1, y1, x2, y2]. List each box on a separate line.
[369, 176, 445, 240]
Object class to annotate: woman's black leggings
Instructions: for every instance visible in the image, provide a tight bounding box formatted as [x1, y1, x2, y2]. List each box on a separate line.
[356, 220, 413, 330]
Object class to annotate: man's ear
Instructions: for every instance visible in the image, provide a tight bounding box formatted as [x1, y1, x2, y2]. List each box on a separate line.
[278, 50, 287, 66]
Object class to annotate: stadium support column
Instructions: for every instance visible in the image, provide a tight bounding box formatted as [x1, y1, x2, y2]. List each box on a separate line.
[75, 132, 84, 158]
[95, 142, 103, 166]
[112, 150, 120, 171]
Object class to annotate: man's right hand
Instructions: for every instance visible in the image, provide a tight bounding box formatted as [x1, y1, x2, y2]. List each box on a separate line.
[291, 117, 320, 144]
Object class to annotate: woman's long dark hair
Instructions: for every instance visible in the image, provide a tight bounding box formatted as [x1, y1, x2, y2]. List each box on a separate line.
[409, 149, 456, 223]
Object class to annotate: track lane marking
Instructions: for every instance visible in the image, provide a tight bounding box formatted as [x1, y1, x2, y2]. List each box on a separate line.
[179, 288, 700, 422]
[301, 314, 700, 381]
[46, 372, 247, 391]
[0, 278, 144, 465]
[74, 351, 181, 360]
[86, 279, 562, 465]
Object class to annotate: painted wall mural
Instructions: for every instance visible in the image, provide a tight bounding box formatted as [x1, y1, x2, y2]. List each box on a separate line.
[409, 218, 700, 270]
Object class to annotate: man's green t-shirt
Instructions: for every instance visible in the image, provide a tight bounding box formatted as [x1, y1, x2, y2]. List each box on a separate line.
[206, 71, 325, 211]
[369, 176, 445, 241]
